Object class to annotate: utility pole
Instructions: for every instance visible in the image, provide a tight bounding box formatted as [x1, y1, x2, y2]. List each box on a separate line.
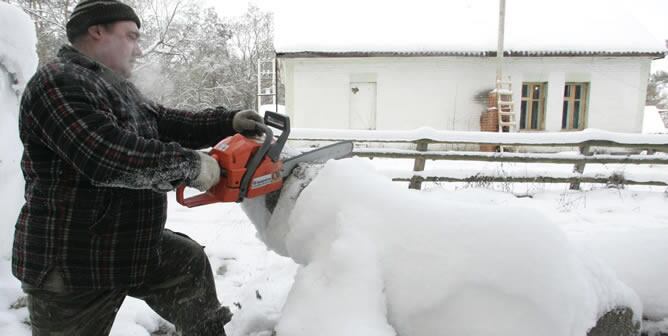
[496, 0, 506, 86]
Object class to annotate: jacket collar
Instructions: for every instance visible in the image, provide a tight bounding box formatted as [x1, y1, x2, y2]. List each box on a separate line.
[57, 45, 104, 73]
[57, 45, 130, 88]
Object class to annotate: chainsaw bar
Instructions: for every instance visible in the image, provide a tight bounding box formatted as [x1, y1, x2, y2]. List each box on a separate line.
[280, 141, 354, 178]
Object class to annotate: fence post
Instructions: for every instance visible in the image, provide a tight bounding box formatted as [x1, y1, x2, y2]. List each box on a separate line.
[570, 144, 591, 190]
[409, 140, 429, 190]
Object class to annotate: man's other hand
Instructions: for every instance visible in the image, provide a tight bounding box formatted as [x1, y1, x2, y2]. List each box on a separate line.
[232, 110, 263, 136]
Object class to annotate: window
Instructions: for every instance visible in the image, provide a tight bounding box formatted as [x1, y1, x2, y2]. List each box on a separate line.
[562, 83, 589, 130]
[520, 83, 547, 130]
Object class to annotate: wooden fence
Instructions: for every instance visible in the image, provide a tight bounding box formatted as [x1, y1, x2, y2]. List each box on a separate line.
[288, 128, 668, 190]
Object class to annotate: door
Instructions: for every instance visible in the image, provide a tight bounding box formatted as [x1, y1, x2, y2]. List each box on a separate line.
[349, 82, 377, 130]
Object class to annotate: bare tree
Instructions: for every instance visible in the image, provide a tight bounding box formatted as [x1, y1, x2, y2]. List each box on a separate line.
[647, 71, 668, 109]
[227, 5, 275, 109]
[3, 0, 276, 111]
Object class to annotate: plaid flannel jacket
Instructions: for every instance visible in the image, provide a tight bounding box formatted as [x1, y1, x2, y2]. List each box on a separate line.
[13, 46, 237, 289]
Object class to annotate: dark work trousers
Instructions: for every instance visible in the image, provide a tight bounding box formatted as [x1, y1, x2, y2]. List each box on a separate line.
[22, 230, 232, 336]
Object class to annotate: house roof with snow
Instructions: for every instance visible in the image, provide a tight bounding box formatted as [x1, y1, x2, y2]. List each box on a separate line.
[274, 0, 667, 58]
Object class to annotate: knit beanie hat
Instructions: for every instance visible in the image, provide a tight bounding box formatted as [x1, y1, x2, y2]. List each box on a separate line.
[66, 0, 141, 42]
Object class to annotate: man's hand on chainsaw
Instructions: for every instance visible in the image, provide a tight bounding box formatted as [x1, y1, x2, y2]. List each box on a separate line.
[188, 152, 221, 192]
[233, 110, 264, 136]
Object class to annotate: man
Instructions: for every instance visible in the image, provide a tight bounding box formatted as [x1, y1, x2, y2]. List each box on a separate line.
[12, 0, 263, 334]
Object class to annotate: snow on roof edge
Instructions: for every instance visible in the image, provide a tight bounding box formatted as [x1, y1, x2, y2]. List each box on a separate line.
[276, 50, 666, 59]
[273, 0, 667, 59]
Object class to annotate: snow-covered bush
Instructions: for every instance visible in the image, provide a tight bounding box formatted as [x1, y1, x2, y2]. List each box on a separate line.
[0, 2, 38, 257]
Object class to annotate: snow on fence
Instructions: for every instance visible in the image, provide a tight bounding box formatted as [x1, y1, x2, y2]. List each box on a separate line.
[288, 127, 668, 190]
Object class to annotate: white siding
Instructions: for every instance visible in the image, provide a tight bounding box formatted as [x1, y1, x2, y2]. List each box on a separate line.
[280, 56, 653, 133]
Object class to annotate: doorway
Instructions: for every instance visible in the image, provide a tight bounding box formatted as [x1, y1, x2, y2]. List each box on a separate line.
[349, 82, 377, 130]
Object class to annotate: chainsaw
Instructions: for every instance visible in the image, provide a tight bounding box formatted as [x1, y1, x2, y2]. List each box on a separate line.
[176, 111, 353, 207]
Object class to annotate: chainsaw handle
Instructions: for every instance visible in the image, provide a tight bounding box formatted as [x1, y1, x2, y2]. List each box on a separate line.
[261, 112, 290, 162]
[264, 111, 289, 131]
[238, 123, 274, 202]
[236, 114, 290, 201]
[176, 184, 217, 208]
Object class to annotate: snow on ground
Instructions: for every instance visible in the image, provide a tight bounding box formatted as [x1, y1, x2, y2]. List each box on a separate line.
[0, 158, 666, 335]
[236, 158, 646, 336]
[109, 200, 297, 336]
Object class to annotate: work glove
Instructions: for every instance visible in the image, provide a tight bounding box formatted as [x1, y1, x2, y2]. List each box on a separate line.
[233, 109, 264, 136]
[189, 151, 221, 192]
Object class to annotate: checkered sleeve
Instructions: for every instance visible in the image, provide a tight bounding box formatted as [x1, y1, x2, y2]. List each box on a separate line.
[149, 104, 239, 149]
[29, 69, 201, 189]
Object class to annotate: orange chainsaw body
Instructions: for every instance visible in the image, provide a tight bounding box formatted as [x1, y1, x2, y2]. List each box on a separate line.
[176, 133, 284, 207]
[176, 112, 352, 208]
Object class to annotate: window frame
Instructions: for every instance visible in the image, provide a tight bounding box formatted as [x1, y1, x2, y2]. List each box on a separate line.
[520, 82, 547, 130]
[561, 82, 589, 130]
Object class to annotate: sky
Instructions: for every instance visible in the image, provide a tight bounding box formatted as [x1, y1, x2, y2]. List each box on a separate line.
[206, 0, 668, 42]
[624, 0, 668, 42]
[205, 0, 668, 72]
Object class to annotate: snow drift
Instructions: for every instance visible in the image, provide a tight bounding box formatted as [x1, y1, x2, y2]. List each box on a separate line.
[237, 157, 641, 336]
[0, 2, 38, 95]
[0, 3, 37, 258]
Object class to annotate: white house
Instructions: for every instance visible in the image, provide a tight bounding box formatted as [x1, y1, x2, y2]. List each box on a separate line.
[273, 0, 667, 133]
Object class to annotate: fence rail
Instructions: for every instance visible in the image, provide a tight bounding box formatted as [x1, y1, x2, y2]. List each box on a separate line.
[288, 128, 668, 190]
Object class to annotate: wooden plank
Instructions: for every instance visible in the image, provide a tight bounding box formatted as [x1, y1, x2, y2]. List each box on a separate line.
[289, 138, 668, 151]
[393, 175, 668, 186]
[408, 140, 429, 190]
[570, 145, 591, 190]
[289, 131, 668, 190]
[352, 150, 668, 165]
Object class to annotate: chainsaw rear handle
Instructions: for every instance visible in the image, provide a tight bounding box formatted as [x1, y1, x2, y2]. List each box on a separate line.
[264, 111, 289, 131]
[238, 123, 274, 201]
[262, 111, 290, 162]
[237, 112, 289, 201]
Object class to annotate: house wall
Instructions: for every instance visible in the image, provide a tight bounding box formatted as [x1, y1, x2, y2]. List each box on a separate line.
[280, 56, 653, 133]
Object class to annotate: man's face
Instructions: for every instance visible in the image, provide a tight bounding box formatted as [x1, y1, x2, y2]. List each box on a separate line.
[94, 21, 142, 78]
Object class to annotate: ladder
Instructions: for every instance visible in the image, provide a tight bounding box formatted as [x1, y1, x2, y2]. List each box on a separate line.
[257, 58, 277, 113]
[495, 79, 516, 153]
[495, 80, 516, 133]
